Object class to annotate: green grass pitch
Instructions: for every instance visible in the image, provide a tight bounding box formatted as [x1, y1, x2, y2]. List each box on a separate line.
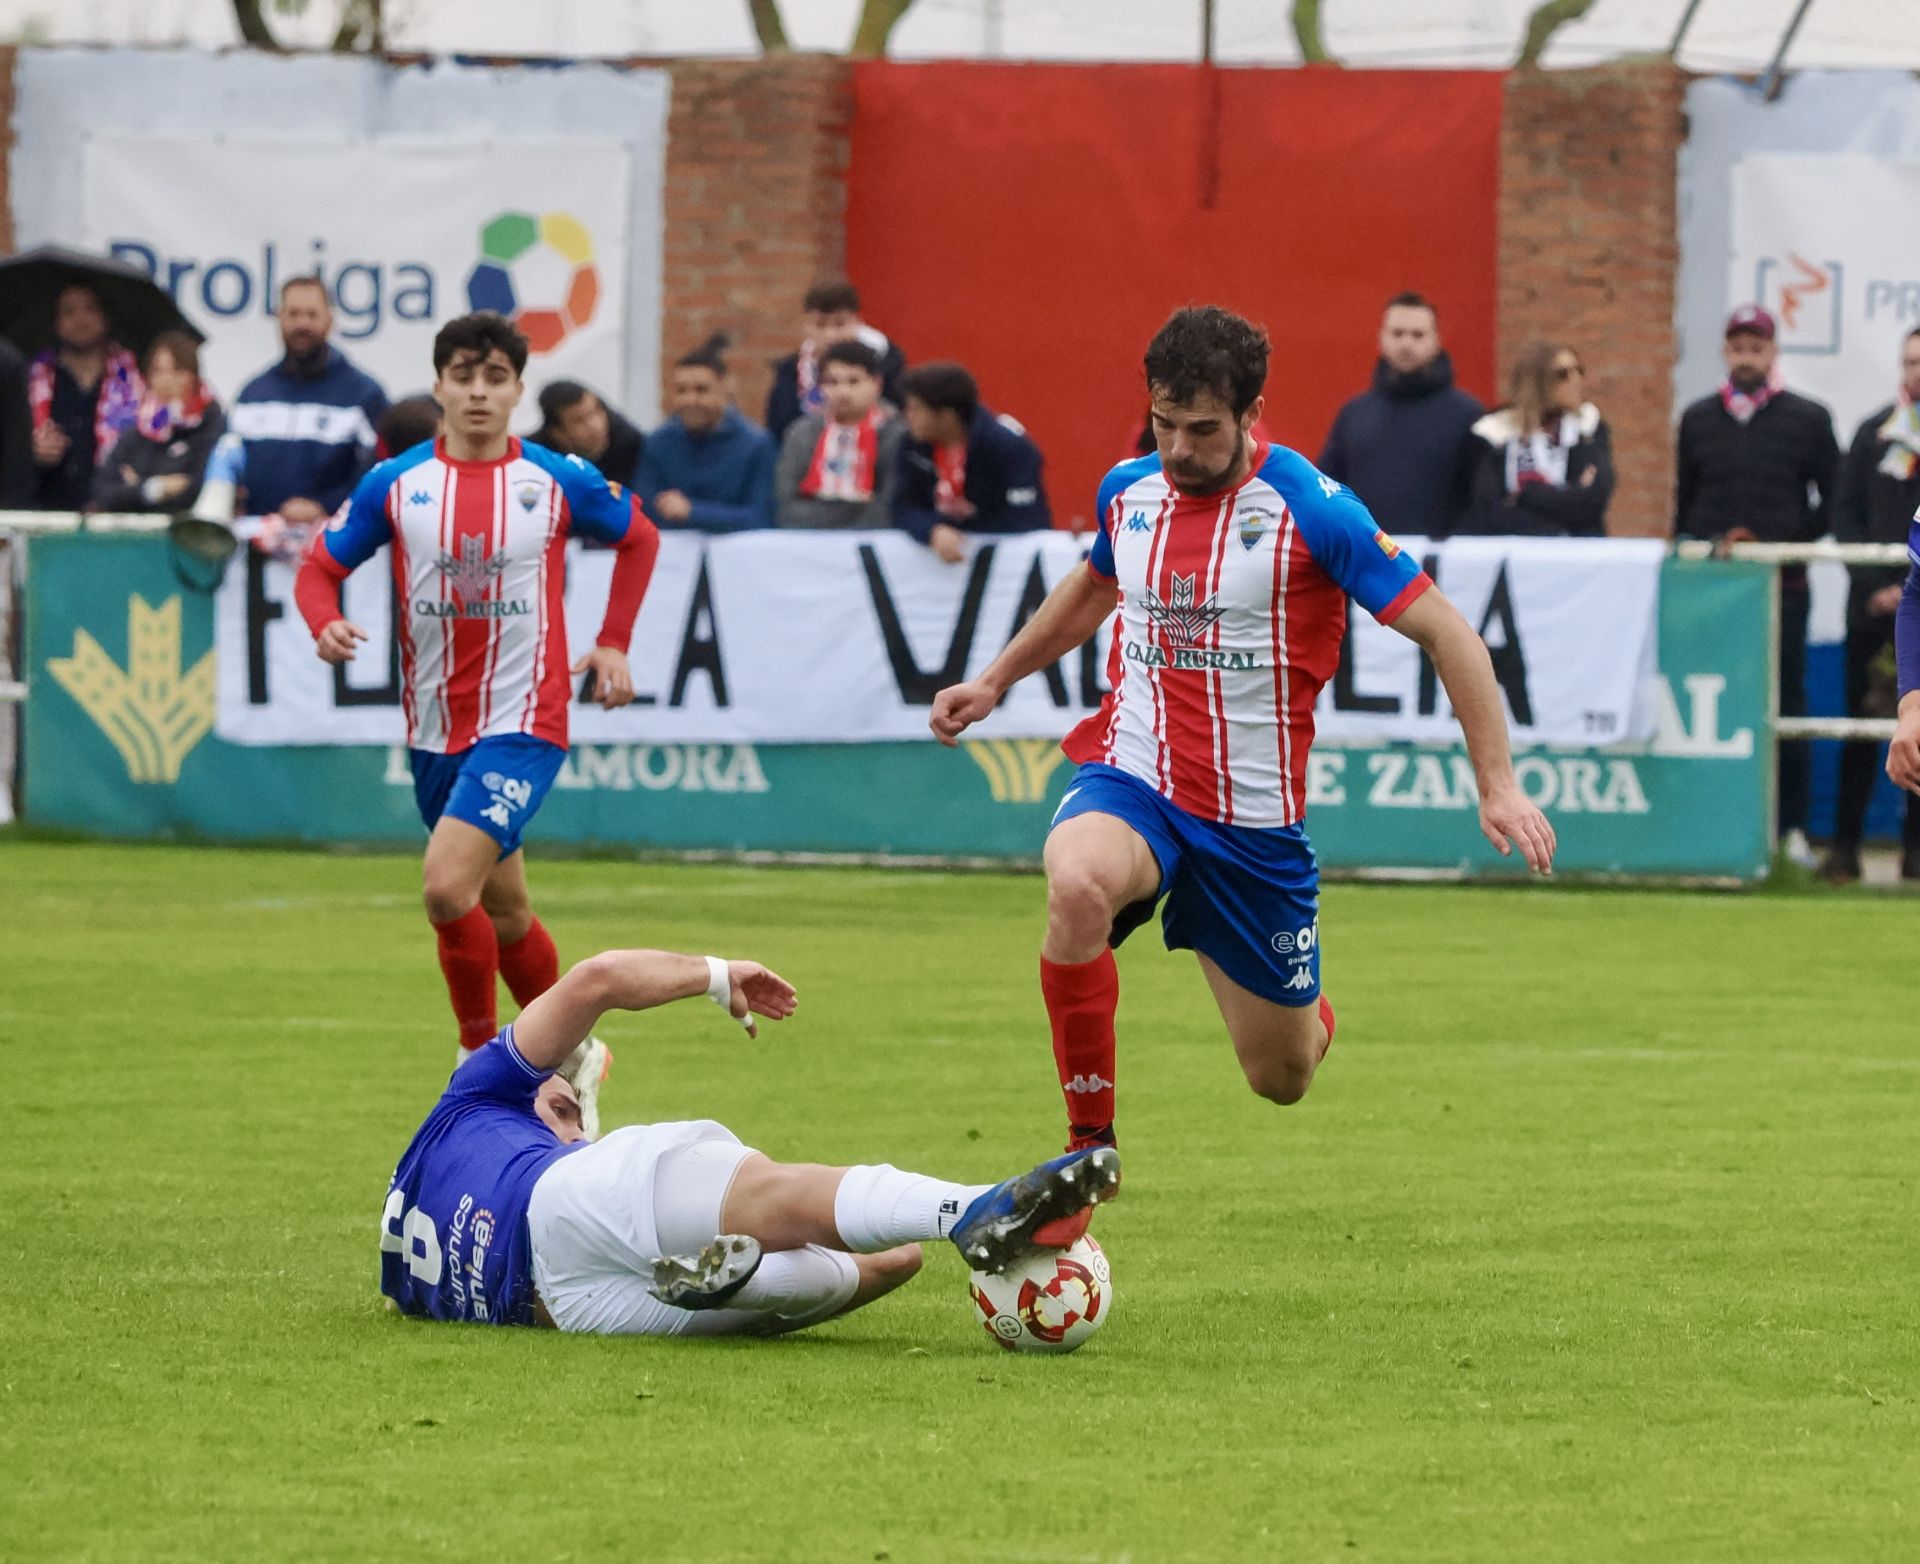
[1, 839, 1915, 1563]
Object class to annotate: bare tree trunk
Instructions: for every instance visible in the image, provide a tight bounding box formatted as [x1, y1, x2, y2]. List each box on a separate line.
[747, 0, 791, 52]
[230, 0, 283, 50]
[1517, 0, 1596, 68]
[850, 0, 917, 59]
[331, 0, 376, 51]
[1291, 0, 1336, 65]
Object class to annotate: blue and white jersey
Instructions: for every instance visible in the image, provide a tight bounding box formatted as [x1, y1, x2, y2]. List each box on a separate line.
[379, 1030, 581, 1326]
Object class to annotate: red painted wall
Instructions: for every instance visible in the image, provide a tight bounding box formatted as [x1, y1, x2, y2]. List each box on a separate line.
[848, 63, 1502, 527]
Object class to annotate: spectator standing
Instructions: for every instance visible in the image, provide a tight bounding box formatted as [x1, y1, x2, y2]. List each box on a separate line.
[0, 337, 32, 507]
[766, 281, 908, 444]
[1319, 291, 1483, 537]
[536, 380, 645, 488]
[374, 395, 443, 460]
[775, 340, 904, 530]
[1820, 325, 1920, 883]
[1460, 342, 1613, 537]
[27, 284, 142, 511]
[894, 362, 1050, 563]
[636, 336, 775, 533]
[1677, 305, 1840, 869]
[88, 331, 225, 513]
[213, 276, 388, 524]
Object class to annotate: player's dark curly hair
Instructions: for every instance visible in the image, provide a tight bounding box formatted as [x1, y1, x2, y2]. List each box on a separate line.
[1143, 306, 1270, 417]
[433, 311, 529, 376]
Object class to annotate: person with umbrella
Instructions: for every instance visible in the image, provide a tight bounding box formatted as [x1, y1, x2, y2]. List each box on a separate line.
[27, 284, 142, 511]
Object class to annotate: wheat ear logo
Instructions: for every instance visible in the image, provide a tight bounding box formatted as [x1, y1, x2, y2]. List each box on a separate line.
[964, 738, 1070, 805]
[48, 595, 214, 783]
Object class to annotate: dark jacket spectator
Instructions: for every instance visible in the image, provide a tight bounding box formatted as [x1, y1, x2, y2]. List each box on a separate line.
[89, 331, 225, 513]
[0, 338, 31, 507]
[1676, 305, 1841, 849]
[636, 337, 774, 532]
[766, 280, 907, 444]
[537, 380, 645, 489]
[222, 277, 387, 521]
[1319, 293, 1482, 536]
[775, 340, 904, 529]
[1821, 325, 1920, 881]
[894, 362, 1049, 559]
[28, 284, 142, 511]
[375, 395, 443, 461]
[1460, 343, 1613, 537]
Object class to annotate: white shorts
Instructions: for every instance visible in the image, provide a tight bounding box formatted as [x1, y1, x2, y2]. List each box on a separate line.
[527, 1120, 759, 1336]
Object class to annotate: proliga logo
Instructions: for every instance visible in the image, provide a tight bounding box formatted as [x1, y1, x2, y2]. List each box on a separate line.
[465, 212, 600, 354]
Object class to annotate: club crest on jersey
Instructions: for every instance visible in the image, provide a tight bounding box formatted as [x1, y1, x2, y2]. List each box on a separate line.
[1141, 573, 1226, 647]
[1373, 529, 1402, 560]
[514, 480, 544, 513]
[436, 535, 509, 602]
[1237, 507, 1277, 551]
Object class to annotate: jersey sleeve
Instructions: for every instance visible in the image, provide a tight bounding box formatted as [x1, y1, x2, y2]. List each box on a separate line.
[442, 1028, 550, 1109]
[1088, 459, 1151, 581]
[1284, 457, 1430, 624]
[553, 452, 638, 545]
[311, 462, 394, 573]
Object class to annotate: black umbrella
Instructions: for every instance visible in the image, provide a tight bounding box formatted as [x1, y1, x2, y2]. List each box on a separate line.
[0, 245, 205, 360]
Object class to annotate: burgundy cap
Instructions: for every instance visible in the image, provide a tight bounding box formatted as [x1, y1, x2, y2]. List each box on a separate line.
[1725, 304, 1776, 340]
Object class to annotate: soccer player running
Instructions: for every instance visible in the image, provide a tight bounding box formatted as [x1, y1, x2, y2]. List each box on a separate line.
[380, 948, 1120, 1334]
[295, 312, 661, 1130]
[930, 307, 1557, 1245]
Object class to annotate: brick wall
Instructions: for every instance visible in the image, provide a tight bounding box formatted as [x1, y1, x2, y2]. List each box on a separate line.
[656, 54, 852, 427]
[1499, 61, 1687, 537]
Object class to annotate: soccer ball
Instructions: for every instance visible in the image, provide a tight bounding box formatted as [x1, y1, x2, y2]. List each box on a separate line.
[968, 1237, 1112, 1354]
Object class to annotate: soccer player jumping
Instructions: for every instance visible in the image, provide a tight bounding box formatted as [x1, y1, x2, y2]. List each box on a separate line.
[930, 307, 1556, 1244]
[295, 312, 660, 1129]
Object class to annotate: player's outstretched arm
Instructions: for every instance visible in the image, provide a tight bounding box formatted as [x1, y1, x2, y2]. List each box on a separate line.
[1390, 589, 1557, 874]
[929, 563, 1119, 745]
[511, 950, 798, 1071]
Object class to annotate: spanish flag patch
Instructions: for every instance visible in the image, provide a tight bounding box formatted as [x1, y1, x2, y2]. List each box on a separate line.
[1373, 529, 1402, 560]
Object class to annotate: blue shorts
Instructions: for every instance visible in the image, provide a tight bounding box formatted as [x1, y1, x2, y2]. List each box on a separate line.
[409, 734, 567, 860]
[1051, 763, 1322, 1007]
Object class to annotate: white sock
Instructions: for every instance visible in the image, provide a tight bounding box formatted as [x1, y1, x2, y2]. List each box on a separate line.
[832, 1165, 994, 1252]
[728, 1245, 859, 1317]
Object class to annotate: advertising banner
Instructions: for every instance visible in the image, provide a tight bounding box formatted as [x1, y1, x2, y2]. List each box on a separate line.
[211, 532, 1663, 751]
[23, 536, 1764, 880]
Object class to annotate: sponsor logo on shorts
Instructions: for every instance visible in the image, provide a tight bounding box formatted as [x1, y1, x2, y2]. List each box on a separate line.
[478, 771, 535, 832]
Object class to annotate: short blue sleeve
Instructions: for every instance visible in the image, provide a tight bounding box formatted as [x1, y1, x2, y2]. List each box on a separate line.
[1090, 455, 1158, 580]
[528, 442, 634, 545]
[1264, 448, 1428, 622]
[443, 1028, 549, 1109]
[314, 459, 398, 572]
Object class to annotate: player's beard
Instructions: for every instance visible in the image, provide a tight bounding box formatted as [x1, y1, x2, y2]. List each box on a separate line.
[1172, 434, 1251, 496]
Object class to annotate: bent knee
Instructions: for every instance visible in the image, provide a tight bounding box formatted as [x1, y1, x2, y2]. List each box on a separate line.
[1046, 866, 1124, 937]
[1243, 1062, 1314, 1107]
[422, 878, 480, 924]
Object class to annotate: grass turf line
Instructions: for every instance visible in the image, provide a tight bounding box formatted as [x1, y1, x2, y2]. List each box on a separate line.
[0, 841, 1914, 1563]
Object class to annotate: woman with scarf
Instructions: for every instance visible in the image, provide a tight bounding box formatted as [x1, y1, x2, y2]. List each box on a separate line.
[28, 284, 142, 510]
[89, 332, 225, 513]
[774, 339, 904, 529]
[1459, 341, 1613, 537]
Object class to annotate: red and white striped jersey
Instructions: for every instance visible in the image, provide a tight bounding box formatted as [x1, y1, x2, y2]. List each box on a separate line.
[301, 438, 654, 754]
[1064, 440, 1431, 828]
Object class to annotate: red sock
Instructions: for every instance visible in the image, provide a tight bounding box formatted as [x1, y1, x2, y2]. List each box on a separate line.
[1318, 993, 1337, 1061]
[498, 917, 560, 1008]
[1040, 950, 1120, 1147]
[433, 904, 500, 1051]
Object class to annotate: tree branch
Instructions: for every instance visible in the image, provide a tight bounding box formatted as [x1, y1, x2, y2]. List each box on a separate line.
[747, 0, 791, 52]
[1517, 0, 1597, 68]
[849, 0, 916, 59]
[1291, 0, 1337, 66]
[230, 0, 283, 50]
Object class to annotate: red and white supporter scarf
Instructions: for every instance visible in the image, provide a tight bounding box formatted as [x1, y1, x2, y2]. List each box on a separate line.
[133, 381, 216, 443]
[1876, 391, 1920, 481]
[1720, 367, 1784, 426]
[28, 343, 142, 454]
[799, 408, 885, 501]
[932, 442, 972, 519]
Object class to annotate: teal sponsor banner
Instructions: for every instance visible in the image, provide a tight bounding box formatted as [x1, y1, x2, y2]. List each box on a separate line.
[20, 536, 1771, 879]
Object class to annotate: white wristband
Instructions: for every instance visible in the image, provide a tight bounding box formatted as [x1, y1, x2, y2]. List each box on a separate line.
[704, 955, 731, 1007]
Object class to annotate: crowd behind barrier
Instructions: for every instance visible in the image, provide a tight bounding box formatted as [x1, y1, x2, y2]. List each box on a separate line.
[3, 255, 1919, 869]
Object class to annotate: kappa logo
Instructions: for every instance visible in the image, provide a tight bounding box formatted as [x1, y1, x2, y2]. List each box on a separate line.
[1283, 967, 1315, 992]
[1318, 475, 1341, 499]
[1064, 1073, 1115, 1094]
[1124, 509, 1152, 533]
[408, 490, 433, 507]
[514, 479, 543, 513]
[436, 535, 510, 602]
[1141, 573, 1226, 646]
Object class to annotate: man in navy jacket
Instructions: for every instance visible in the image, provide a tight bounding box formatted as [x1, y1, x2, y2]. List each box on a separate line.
[217, 277, 389, 524]
[636, 336, 775, 533]
[893, 362, 1049, 562]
